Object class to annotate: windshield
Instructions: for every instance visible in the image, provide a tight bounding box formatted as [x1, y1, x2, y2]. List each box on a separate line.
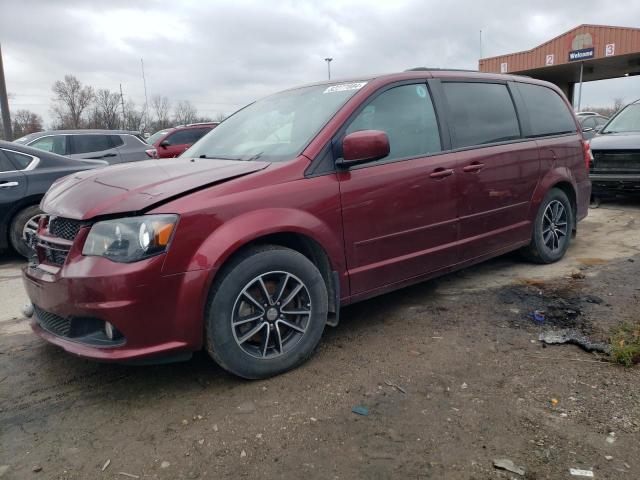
[183, 82, 367, 162]
[147, 130, 170, 145]
[602, 104, 640, 133]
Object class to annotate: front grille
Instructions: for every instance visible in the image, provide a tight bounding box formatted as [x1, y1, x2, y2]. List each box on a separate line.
[34, 306, 72, 337]
[43, 244, 69, 266]
[35, 216, 82, 267]
[49, 217, 82, 241]
[591, 150, 640, 173]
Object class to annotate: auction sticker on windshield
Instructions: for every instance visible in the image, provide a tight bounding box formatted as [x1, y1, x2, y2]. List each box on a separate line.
[323, 82, 367, 94]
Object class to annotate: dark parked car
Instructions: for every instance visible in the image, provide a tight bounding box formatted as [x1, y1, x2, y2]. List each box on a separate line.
[589, 99, 640, 199]
[578, 114, 608, 140]
[14, 130, 157, 163]
[0, 141, 106, 257]
[23, 70, 590, 379]
[147, 123, 219, 158]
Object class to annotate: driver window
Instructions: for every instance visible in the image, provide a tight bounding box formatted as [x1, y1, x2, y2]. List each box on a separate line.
[345, 84, 442, 162]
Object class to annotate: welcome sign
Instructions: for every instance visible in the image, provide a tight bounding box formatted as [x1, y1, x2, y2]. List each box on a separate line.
[569, 47, 595, 61]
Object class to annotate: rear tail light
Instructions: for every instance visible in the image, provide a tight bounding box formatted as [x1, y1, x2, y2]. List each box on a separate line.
[145, 148, 158, 159]
[582, 139, 593, 170]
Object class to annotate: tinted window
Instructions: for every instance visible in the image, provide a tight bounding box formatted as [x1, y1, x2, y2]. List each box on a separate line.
[442, 82, 520, 148]
[517, 83, 576, 137]
[0, 152, 15, 172]
[110, 135, 124, 147]
[3, 150, 33, 169]
[166, 128, 210, 146]
[29, 135, 67, 155]
[72, 135, 112, 154]
[345, 84, 441, 161]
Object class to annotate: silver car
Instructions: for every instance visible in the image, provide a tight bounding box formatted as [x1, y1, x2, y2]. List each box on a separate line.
[14, 130, 157, 163]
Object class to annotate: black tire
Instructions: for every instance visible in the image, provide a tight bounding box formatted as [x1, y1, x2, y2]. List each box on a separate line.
[522, 188, 574, 264]
[9, 205, 43, 258]
[205, 245, 328, 379]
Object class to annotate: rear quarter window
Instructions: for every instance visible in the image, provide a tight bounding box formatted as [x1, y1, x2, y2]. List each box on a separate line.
[71, 134, 113, 154]
[110, 135, 125, 147]
[442, 82, 521, 149]
[517, 83, 577, 137]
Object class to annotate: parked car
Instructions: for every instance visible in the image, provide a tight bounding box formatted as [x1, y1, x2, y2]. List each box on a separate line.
[23, 70, 591, 379]
[578, 114, 609, 140]
[0, 141, 106, 257]
[14, 130, 157, 163]
[588, 99, 640, 199]
[147, 123, 219, 158]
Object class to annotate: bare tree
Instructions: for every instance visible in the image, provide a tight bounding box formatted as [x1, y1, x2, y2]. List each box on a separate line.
[51, 75, 94, 128]
[122, 99, 144, 131]
[150, 94, 171, 131]
[213, 112, 226, 123]
[173, 100, 198, 125]
[613, 97, 625, 113]
[12, 109, 43, 137]
[94, 89, 121, 129]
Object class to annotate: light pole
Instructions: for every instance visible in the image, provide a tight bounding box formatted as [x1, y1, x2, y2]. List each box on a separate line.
[324, 57, 333, 80]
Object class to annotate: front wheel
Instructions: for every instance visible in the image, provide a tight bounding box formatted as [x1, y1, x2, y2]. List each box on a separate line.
[9, 205, 43, 258]
[205, 245, 328, 379]
[522, 188, 573, 264]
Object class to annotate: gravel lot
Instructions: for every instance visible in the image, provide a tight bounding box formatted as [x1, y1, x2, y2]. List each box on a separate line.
[1, 202, 639, 479]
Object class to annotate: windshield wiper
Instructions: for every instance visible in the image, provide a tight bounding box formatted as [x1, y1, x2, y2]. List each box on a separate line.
[198, 154, 243, 160]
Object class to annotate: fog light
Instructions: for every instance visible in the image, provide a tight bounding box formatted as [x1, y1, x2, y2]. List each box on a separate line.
[105, 322, 115, 340]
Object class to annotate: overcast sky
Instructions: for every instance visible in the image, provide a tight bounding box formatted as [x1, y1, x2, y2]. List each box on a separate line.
[1, 0, 639, 127]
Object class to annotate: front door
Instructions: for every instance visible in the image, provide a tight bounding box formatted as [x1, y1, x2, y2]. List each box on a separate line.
[337, 83, 460, 296]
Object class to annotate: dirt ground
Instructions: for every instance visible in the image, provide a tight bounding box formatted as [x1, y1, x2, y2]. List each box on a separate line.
[1, 201, 639, 480]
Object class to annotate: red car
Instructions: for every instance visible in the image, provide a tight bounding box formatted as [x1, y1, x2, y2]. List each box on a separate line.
[147, 122, 219, 158]
[23, 70, 591, 379]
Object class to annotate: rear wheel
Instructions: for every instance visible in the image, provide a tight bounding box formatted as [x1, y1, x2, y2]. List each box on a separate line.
[522, 188, 573, 264]
[9, 205, 43, 258]
[205, 245, 328, 379]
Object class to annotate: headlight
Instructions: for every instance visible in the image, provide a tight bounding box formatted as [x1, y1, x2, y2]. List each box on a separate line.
[82, 215, 178, 263]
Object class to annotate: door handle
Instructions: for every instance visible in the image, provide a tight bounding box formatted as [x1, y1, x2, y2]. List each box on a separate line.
[462, 162, 485, 173]
[429, 168, 454, 179]
[0, 181, 19, 189]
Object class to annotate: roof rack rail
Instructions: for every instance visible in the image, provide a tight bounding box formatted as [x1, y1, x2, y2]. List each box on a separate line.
[405, 67, 479, 72]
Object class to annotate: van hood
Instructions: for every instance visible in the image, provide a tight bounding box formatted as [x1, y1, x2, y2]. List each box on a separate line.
[41, 158, 270, 220]
[589, 131, 640, 150]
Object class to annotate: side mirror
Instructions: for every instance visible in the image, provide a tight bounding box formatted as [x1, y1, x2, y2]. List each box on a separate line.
[160, 140, 170, 148]
[340, 130, 390, 166]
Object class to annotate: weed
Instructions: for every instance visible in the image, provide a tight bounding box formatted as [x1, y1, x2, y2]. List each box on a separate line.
[609, 322, 640, 366]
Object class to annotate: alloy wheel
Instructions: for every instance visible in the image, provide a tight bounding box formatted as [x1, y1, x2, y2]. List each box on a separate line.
[22, 214, 42, 248]
[542, 200, 568, 253]
[231, 271, 312, 359]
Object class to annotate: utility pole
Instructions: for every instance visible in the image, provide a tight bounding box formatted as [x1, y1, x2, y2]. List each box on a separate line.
[141, 58, 149, 132]
[576, 62, 584, 111]
[119, 84, 126, 130]
[0, 43, 12, 141]
[324, 57, 333, 80]
[479, 30, 483, 60]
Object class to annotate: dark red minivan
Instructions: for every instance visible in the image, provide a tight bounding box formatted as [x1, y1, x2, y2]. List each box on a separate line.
[23, 70, 591, 378]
